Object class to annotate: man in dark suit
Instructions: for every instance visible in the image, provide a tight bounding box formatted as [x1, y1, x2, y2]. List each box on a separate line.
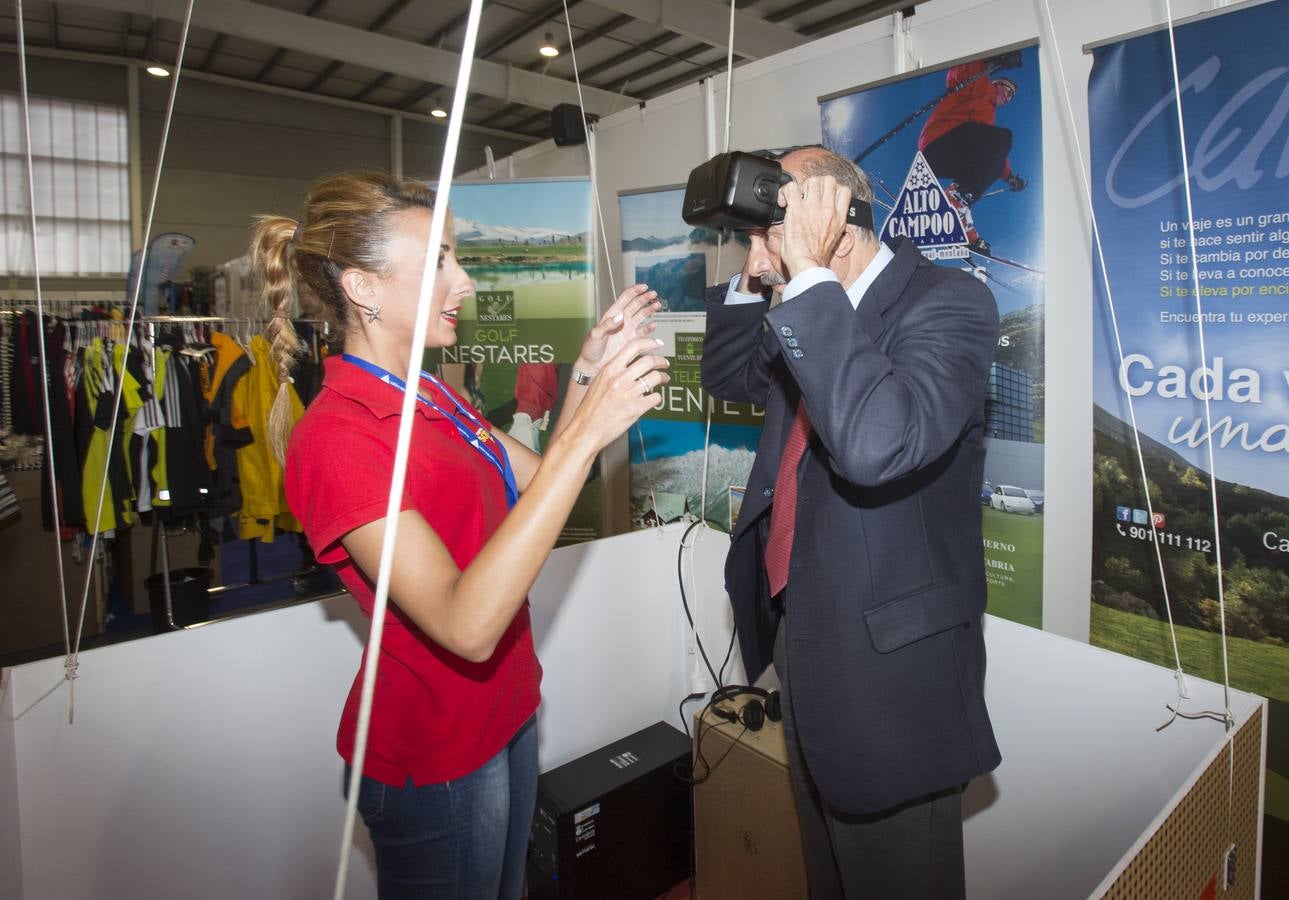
[702, 147, 1001, 899]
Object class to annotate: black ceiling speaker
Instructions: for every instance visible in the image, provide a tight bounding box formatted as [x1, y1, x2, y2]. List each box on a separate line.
[551, 103, 588, 147]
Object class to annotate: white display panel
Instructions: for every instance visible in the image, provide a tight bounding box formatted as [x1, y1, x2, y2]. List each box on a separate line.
[0, 528, 1262, 899]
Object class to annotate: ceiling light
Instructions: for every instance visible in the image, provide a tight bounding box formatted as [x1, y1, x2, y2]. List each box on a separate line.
[430, 99, 448, 119]
[539, 32, 560, 58]
[145, 64, 171, 78]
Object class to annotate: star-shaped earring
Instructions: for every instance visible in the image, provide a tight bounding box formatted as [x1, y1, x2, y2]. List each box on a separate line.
[364, 302, 382, 324]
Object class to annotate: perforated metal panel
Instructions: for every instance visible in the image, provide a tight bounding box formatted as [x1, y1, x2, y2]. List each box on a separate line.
[1100, 708, 1263, 900]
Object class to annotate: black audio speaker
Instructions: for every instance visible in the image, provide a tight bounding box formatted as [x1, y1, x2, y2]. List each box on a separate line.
[551, 103, 587, 147]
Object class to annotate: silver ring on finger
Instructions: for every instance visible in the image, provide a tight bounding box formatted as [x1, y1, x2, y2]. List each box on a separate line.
[637, 376, 651, 395]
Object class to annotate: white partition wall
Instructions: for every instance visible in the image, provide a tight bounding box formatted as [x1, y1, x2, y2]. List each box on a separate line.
[2, 597, 381, 900]
[965, 617, 1263, 899]
[1, 528, 1264, 899]
[0, 526, 719, 900]
[527, 526, 740, 771]
[1, 671, 23, 899]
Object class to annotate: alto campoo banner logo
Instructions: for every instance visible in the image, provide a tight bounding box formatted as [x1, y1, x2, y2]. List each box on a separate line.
[880, 152, 970, 260]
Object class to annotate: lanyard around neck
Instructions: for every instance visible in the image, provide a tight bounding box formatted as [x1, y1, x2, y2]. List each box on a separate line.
[341, 354, 518, 509]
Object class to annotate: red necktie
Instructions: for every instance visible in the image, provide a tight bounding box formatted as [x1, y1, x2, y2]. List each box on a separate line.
[765, 402, 811, 597]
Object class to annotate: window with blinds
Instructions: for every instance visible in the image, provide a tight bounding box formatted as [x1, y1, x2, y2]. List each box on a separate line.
[0, 93, 130, 277]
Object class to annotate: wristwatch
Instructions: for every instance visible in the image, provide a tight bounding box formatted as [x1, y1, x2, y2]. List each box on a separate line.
[572, 368, 593, 386]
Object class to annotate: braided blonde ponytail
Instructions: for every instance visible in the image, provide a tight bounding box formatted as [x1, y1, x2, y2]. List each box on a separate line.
[252, 215, 306, 464]
[251, 172, 438, 464]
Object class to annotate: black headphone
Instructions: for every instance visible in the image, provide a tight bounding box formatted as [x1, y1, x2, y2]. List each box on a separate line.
[709, 685, 781, 732]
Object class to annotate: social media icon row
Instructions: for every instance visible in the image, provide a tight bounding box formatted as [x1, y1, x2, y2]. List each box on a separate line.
[1116, 506, 1165, 528]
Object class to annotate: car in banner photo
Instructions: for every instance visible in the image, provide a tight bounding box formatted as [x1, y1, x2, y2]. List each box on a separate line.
[990, 484, 1036, 515]
[1024, 489, 1045, 513]
[981, 481, 994, 504]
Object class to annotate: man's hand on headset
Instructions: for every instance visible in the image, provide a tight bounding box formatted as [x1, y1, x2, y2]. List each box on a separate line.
[777, 175, 852, 280]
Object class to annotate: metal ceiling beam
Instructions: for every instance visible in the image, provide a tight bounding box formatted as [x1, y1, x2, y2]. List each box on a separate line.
[473, 23, 680, 131]
[351, 71, 393, 104]
[587, 0, 804, 59]
[479, 0, 576, 59]
[607, 40, 714, 92]
[614, 2, 925, 109]
[391, 0, 581, 113]
[59, 0, 637, 115]
[303, 0, 415, 93]
[256, 0, 329, 83]
[140, 16, 158, 61]
[0, 40, 542, 144]
[765, 0, 829, 23]
[351, 7, 474, 105]
[200, 33, 225, 71]
[493, 1, 922, 133]
[638, 51, 732, 98]
[577, 26, 678, 81]
[800, 2, 911, 37]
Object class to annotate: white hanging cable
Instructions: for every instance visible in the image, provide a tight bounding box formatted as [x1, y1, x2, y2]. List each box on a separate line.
[561, 0, 617, 300]
[685, 512, 712, 687]
[330, 1, 485, 896]
[699, 0, 739, 528]
[697, 405, 715, 524]
[633, 418, 658, 524]
[14, 0, 72, 670]
[561, 0, 674, 523]
[1037, 0, 1190, 708]
[721, 2, 735, 147]
[711, 0, 737, 281]
[586, 129, 618, 301]
[1163, 0, 1232, 729]
[62, 0, 197, 725]
[1163, 0, 1238, 859]
[688, 4, 739, 700]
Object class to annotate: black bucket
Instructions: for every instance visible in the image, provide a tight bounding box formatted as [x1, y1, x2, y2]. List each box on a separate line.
[144, 566, 213, 632]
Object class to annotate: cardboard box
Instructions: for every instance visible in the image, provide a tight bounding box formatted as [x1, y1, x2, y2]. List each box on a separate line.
[692, 708, 807, 900]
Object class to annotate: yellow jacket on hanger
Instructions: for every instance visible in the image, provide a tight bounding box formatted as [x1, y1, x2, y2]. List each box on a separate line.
[80, 338, 141, 535]
[235, 334, 303, 541]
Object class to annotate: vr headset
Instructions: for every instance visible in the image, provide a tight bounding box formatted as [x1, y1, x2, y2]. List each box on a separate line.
[681, 151, 874, 233]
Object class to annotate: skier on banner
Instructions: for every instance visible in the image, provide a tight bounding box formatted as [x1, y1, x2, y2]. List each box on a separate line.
[918, 51, 1027, 254]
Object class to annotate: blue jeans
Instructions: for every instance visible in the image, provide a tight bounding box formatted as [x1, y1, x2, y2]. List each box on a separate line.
[347, 716, 539, 900]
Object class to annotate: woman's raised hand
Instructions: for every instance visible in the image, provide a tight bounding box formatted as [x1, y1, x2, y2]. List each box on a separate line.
[568, 334, 669, 455]
[575, 284, 661, 378]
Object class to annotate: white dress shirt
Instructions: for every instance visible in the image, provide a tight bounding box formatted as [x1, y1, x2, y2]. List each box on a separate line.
[723, 241, 895, 310]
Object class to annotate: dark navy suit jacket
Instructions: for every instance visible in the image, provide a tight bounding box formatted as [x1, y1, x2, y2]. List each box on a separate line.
[702, 237, 1002, 815]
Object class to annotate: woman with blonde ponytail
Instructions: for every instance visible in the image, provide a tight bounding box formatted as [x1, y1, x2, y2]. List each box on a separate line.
[254, 171, 666, 899]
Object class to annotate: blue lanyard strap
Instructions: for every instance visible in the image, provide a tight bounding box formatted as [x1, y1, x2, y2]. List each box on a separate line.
[342, 354, 519, 509]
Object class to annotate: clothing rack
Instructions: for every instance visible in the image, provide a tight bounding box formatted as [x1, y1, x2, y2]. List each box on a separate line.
[0, 297, 132, 313]
[1, 297, 130, 303]
[142, 315, 327, 325]
[2, 302, 330, 631]
[142, 312, 330, 623]
[1, 302, 327, 328]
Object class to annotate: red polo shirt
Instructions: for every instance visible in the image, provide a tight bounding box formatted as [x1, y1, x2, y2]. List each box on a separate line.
[285, 355, 542, 786]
